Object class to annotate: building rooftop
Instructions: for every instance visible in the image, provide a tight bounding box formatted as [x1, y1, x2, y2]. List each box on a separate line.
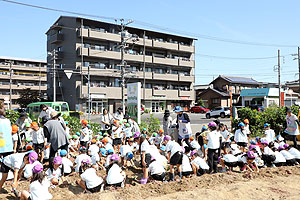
[47, 16, 197, 41]
[211, 75, 260, 85]
[0, 56, 46, 63]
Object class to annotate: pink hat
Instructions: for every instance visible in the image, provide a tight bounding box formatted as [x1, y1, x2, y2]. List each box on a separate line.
[28, 151, 38, 164]
[53, 156, 62, 165]
[163, 135, 171, 141]
[32, 164, 43, 173]
[110, 154, 120, 161]
[81, 159, 90, 164]
[247, 151, 256, 159]
[283, 144, 289, 149]
[249, 145, 256, 151]
[208, 122, 217, 127]
[261, 140, 269, 146]
[190, 150, 197, 157]
[133, 131, 141, 138]
[150, 156, 155, 161]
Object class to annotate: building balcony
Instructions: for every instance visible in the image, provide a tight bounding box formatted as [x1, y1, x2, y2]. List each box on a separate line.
[135, 71, 153, 79]
[0, 94, 20, 99]
[153, 40, 178, 50]
[141, 88, 153, 99]
[124, 54, 152, 63]
[89, 29, 121, 42]
[166, 90, 179, 99]
[153, 73, 178, 81]
[153, 89, 166, 96]
[179, 90, 194, 97]
[0, 74, 46, 82]
[153, 56, 178, 66]
[179, 75, 194, 82]
[81, 86, 123, 99]
[179, 44, 194, 53]
[77, 28, 89, 38]
[134, 38, 153, 47]
[50, 33, 64, 44]
[0, 85, 47, 90]
[179, 59, 194, 67]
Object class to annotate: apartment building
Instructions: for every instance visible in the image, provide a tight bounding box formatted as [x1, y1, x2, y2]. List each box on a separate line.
[0, 56, 47, 109]
[46, 16, 195, 113]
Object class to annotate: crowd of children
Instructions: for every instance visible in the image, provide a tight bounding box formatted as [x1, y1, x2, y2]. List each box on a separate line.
[1, 113, 300, 199]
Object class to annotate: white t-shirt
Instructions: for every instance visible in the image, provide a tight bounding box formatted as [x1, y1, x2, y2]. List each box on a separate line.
[12, 134, 18, 148]
[62, 157, 73, 174]
[230, 144, 241, 155]
[25, 130, 33, 140]
[191, 157, 209, 170]
[112, 126, 122, 139]
[182, 154, 192, 172]
[148, 160, 165, 175]
[45, 167, 62, 180]
[223, 154, 238, 163]
[220, 130, 232, 142]
[274, 151, 286, 163]
[207, 130, 222, 149]
[39, 107, 55, 119]
[234, 129, 248, 143]
[105, 156, 111, 167]
[104, 143, 114, 152]
[120, 145, 132, 158]
[81, 168, 103, 189]
[23, 161, 42, 179]
[80, 127, 90, 142]
[140, 140, 151, 154]
[29, 179, 53, 200]
[88, 144, 100, 156]
[288, 148, 300, 159]
[106, 164, 124, 184]
[123, 127, 132, 138]
[32, 128, 45, 144]
[190, 140, 201, 150]
[264, 129, 275, 143]
[166, 141, 183, 158]
[280, 150, 295, 160]
[75, 154, 92, 172]
[91, 153, 100, 165]
[3, 153, 26, 170]
[155, 135, 163, 145]
[263, 146, 275, 155]
[244, 125, 250, 135]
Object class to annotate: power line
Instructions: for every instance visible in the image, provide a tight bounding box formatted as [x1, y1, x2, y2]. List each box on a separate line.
[1, 0, 299, 48]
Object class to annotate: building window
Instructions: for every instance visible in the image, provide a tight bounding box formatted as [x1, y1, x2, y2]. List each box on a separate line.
[94, 63, 106, 69]
[47, 35, 50, 41]
[145, 83, 152, 88]
[145, 67, 152, 72]
[59, 64, 63, 69]
[57, 46, 63, 52]
[84, 43, 90, 48]
[114, 78, 120, 87]
[212, 98, 219, 104]
[83, 62, 89, 67]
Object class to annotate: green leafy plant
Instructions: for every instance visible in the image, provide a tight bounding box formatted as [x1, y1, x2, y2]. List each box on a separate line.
[144, 109, 151, 114]
[233, 105, 299, 137]
[139, 114, 160, 135]
[5, 110, 20, 124]
[196, 98, 205, 107]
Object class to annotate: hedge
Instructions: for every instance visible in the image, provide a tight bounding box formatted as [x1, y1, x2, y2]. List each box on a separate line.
[233, 105, 300, 137]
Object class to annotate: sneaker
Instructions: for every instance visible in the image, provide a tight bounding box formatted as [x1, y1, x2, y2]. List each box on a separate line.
[221, 168, 227, 173]
[262, 164, 267, 168]
[271, 164, 276, 168]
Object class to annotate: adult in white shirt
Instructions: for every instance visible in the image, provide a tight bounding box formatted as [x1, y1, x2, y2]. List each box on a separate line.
[264, 123, 275, 143]
[38, 104, 55, 123]
[284, 107, 300, 148]
[206, 122, 222, 173]
[163, 135, 183, 181]
[100, 109, 113, 135]
[113, 108, 124, 122]
[234, 122, 248, 152]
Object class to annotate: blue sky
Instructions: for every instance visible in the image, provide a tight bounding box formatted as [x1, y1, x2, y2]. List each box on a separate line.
[1, 0, 300, 85]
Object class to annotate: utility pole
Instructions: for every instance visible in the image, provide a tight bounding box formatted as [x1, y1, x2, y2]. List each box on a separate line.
[278, 49, 281, 107]
[53, 49, 57, 102]
[39, 63, 41, 96]
[118, 19, 134, 115]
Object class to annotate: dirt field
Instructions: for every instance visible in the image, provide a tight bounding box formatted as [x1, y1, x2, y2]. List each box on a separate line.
[1, 165, 300, 200]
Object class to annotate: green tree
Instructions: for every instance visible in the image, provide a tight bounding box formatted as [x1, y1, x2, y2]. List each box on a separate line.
[196, 98, 205, 107]
[16, 88, 40, 108]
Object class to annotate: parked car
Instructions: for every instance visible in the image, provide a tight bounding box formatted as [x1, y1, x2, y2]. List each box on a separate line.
[190, 106, 210, 113]
[206, 107, 231, 119]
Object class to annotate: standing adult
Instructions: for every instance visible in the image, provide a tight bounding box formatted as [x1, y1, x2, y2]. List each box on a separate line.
[284, 107, 299, 148]
[38, 104, 55, 123]
[0, 102, 13, 159]
[174, 106, 192, 149]
[43, 111, 69, 165]
[162, 110, 172, 135]
[114, 107, 124, 122]
[100, 108, 113, 135]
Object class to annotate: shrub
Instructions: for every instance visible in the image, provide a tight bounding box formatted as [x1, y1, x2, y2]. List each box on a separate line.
[233, 105, 299, 137]
[139, 114, 160, 135]
[5, 110, 20, 124]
